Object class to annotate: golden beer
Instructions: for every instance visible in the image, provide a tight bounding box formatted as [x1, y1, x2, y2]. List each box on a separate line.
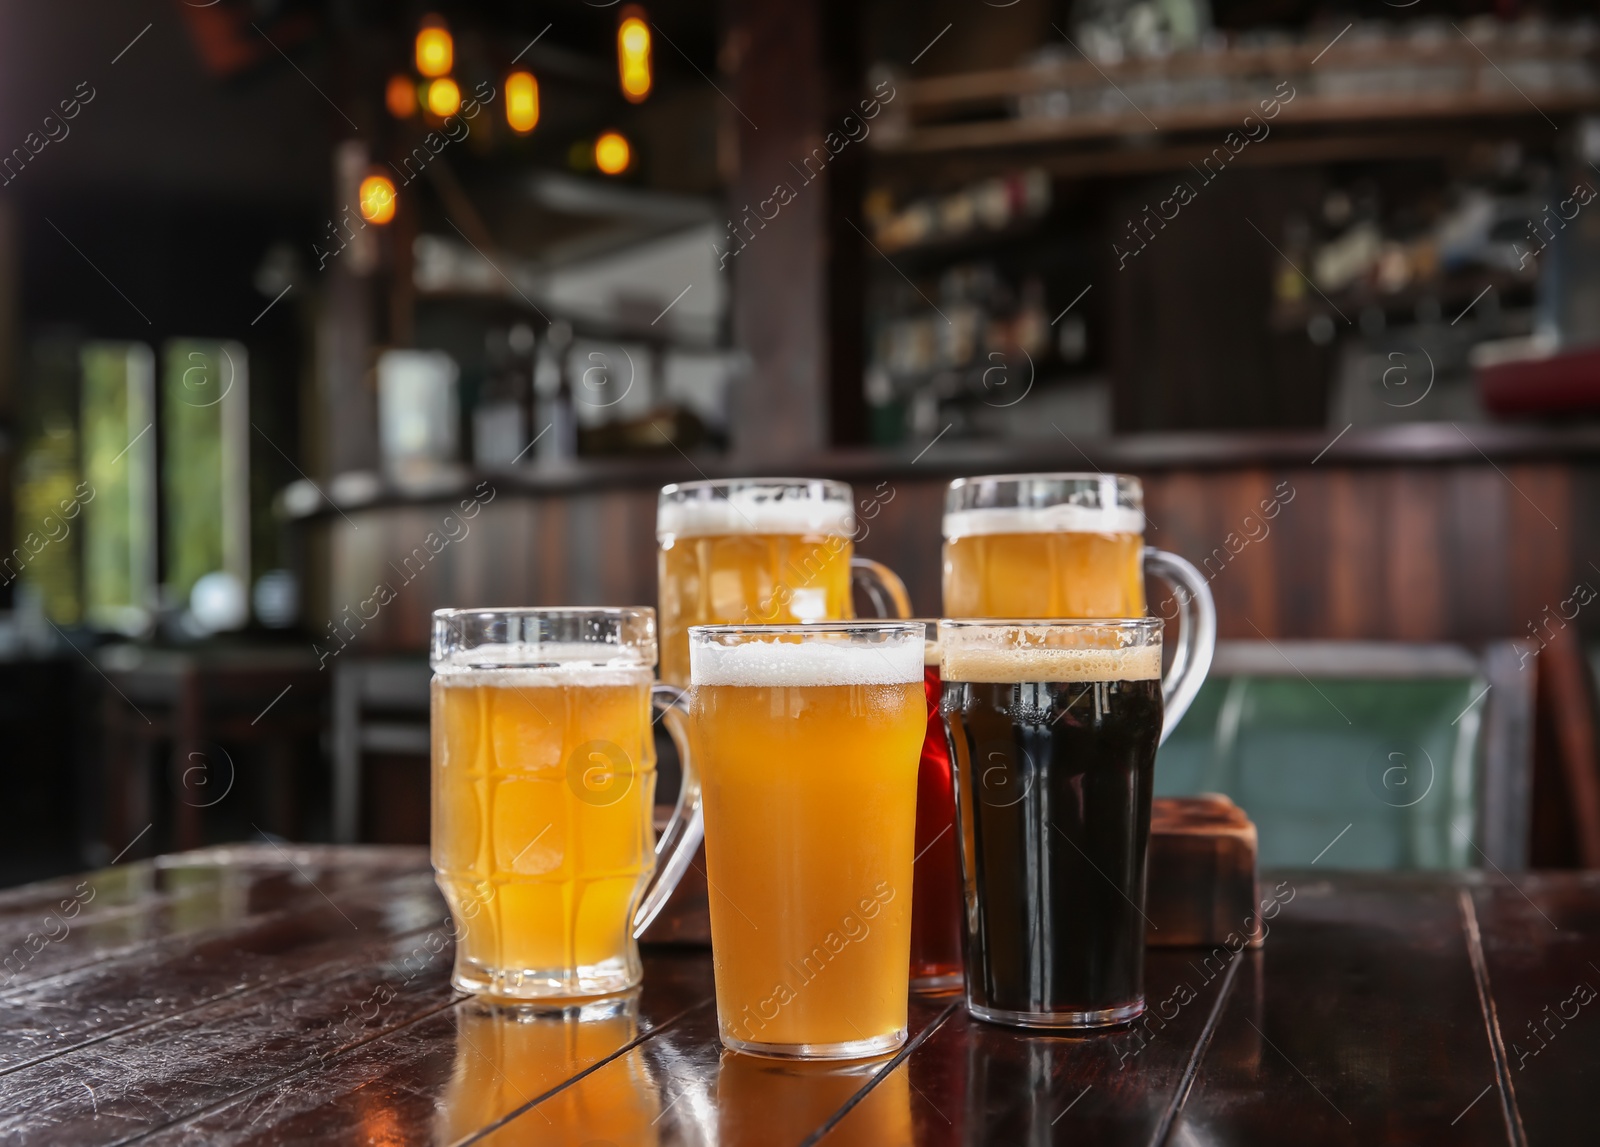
[431, 607, 702, 1001]
[658, 480, 857, 685]
[942, 473, 1219, 746]
[689, 623, 925, 1058]
[942, 529, 1145, 617]
[942, 479, 1147, 618]
[433, 665, 657, 996]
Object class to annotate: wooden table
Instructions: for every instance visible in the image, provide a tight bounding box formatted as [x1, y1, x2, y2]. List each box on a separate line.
[1, 846, 1592, 1145]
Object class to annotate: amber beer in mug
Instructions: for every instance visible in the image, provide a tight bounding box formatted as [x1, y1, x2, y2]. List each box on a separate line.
[431, 608, 703, 999]
[942, 473, 1214, 740]
[689, 621, 925, 1058]
[656, 478, 910, 685]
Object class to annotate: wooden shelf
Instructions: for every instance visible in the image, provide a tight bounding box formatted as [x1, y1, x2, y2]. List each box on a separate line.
[875, 35, 1600, 156]
[278, 423, 1600, 520]
[881, 91, 1600, 155]
[413, 287, 726, 351]
[1270, 269, 1538, 332]
[907, 36, 1596, 105]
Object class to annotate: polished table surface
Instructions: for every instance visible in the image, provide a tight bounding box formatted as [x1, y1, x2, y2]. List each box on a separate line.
[2, 845, 1593, 1146]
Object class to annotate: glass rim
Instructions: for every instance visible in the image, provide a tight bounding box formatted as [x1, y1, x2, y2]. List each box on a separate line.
[938, 617, 1162, 634]
[946, 472, 1142, 489]
[688, 620, 923, 639]
[432, 606, 654, 622]
[942, 473, 1145, 538]
[659, 476, 851, 498]
[431, 606, 657, 671]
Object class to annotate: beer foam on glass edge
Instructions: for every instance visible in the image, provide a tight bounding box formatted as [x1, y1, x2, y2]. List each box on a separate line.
[690, 630, 922, 687]
[941, 504, 1144, 539]
[432, 642, 653, 688]
[940, 624, 1161, 684]
[658, 483, 854, 540]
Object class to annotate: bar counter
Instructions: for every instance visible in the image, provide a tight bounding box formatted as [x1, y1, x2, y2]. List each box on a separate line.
[280, 422, 1600, 657]
[1, 845, 1589, 1144]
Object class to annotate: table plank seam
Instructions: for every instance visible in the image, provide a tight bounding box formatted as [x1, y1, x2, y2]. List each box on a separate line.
[795, 999, 963, 1147]
[0, 917, 458, 1078]
[1459, 888, 1530, 1147]
[452, 994, 716, 1147]
[113, 993, 471, 1147]
[1149, 947, 1245, 1147]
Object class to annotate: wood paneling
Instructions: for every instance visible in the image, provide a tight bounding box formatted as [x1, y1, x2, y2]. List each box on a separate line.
[305, 460, 1600, 654]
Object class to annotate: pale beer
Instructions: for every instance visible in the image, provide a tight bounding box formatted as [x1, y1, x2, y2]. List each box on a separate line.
[689, 622, 925, 1058]
[657, 478, 909, 685]
[942, 475, 1145, 618]
[942, 473, 1216, 742]
[431, 608, 702, 1000]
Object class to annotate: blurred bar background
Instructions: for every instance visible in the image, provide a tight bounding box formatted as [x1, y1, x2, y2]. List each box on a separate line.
[4, 0, 1600, 883]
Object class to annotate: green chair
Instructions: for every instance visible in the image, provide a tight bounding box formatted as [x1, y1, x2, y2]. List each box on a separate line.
[1157, 642, 1533, 871]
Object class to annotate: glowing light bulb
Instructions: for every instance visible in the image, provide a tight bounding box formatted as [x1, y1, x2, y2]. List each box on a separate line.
[617, 8, 651, 103]
[359, 175, 397, 224]
[595, 131, 631, 175]
[385, 74, 417, 119]
[506, 71, 539, 133]
[426, 76, 461, 117]
[415, 22, 453, 78]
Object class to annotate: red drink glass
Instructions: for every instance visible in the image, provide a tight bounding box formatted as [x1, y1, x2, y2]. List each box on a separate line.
[910, 624, 963, 992]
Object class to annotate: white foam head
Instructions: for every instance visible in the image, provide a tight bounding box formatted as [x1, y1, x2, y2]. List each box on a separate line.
[433, 642, 653, 688]
[658, 482, 855, 540]
[941, 643, 1161, 683]
[942, 504, 1144, 539]
[691, 636, 922, 687]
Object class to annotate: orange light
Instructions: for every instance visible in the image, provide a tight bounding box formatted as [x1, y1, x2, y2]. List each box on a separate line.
[506, 72, 539, 134]
[595, 131, 631, 175]
[359, 175, 397, 224]
[617, 8, 651, 103]
[415, 19, 453, 78]
[425, 76, 461, 117]
[385, 74, 417, 119]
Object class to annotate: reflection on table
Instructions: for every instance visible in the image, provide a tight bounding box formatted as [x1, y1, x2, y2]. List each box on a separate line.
[436, 993, 662, 1146]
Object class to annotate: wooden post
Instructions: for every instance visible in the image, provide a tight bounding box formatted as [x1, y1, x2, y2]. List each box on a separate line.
[722, 0, 865, 457]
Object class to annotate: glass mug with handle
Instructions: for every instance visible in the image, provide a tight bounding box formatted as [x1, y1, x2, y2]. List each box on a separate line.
[656, 478, 911, 685]
[941, 473, 1214, 741]
[431, 607, 703, 999]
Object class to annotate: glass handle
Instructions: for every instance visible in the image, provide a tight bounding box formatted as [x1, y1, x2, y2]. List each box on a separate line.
[1143, 547, 1217, 745]
[633, 683, 704, 937]
[850, 557, 913, 619]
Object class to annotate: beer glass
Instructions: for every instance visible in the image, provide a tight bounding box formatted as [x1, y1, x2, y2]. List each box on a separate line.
[431, 607, 703, 999]
[688, 621, 925, 1058]
[657, 478, 911, 685]
[910, 620, 962, 993]
[939, 618, 1164, 1028]
[941, 473, 1213, 741]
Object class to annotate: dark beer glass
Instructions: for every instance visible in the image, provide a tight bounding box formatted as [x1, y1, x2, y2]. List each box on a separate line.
[939, 619, 1163, 1028]
[910, 621, 963, 992]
